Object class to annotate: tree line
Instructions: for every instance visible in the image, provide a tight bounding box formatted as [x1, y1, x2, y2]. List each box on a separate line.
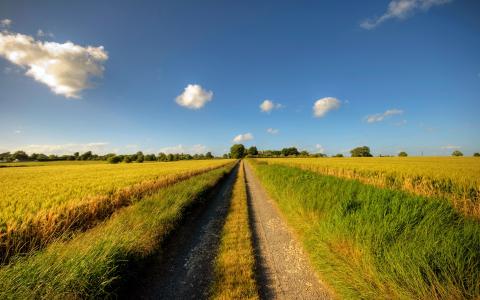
[228, 145, 479, 158]
[0, 150, 216, 163]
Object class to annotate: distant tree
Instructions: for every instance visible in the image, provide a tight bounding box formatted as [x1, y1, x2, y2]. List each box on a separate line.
[157, 153, 167, 162]
[350, 146, 372, 157]
[474, 152, 480, 157]
[452, 150, 463, 157]
[144, 154, 156, 161]
[108, 155, 122, 164]
[74, 152, 80, 160]
[398, 151, 408, 157]
[136, 155, 144, 163]
[281, 147, 299, 156]
[333, 153, 344, 157]
[80, 151, 93, 160]
[230, 144, 246, 159]
[222, 154, 229, 159]
[247, 146, 258, 156]
[12, 150, 29, 161]
[123, 156, 132, 163]
[205, 152, 214, 159]
[299, 150, 310, 157]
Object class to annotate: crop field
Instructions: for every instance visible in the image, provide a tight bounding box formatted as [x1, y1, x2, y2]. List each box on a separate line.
[255, 157, 480, 218]
[0, 160, 233, 262]
[248, 159, 480, 299]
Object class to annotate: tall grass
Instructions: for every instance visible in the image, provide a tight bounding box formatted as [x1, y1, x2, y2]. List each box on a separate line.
[249, 160, 480, 299]
[0, 165, 233, 299]
[255, 157, 480, 218]
[0, 160, 232, 263]
[210, 162, 259, 300]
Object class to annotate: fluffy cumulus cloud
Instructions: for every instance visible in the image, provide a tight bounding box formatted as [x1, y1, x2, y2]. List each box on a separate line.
[159, 144, 208, 154]
[1, 19, 12, 27]
[37, 29, 54, 38]
[260, 99, 283, 113]
[360, 0, 452, 29]
[315, 144, 325, 153]
[175, 84, 213, 109]
[365, 109, 403, 123]
[313, 97, 341, 118]
[0, 30, 108, 98]
[16, 142, 109, 155]
[266, 128, 279, 134]
[233, 133, 254, 143]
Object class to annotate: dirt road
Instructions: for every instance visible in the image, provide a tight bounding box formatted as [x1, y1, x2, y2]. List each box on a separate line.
[244, 162, 331, 300]
[122, 165, 238, 300]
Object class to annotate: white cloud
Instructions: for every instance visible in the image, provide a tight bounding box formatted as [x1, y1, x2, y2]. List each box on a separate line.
[260, 99, 283, 113]
[37, 29, 54, 38]
[175, 84, 213, 109]
[15, 142, 109, 155]
[266, 128, 279, 134]
[365, 109, 403, 123]
[233, 133, 253, 143]
[441, 145, 461, 150]
[313, 97, 341, 118]
[159, 144, 208, 154]
[13, 129, 21, 134]
[0, 30, 108, 98]
[315, 144, 325, 153]
[0, 19, 12, 28]
[360, 0, 452, 29]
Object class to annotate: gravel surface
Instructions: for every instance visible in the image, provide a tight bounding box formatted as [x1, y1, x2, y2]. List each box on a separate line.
[244, 162, 331, 300]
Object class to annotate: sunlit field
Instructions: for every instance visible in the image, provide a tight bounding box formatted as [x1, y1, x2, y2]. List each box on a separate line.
[255, 157, 480, 218]
[0, 160, 233, 262]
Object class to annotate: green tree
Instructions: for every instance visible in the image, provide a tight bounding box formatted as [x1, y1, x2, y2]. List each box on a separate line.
[80, 151, 93, 160]
[12, 151, 29, 161]
[299, 150, 310, 157]
[350, 146, 372, 157]
[230, 144, 246, 159]
[281, 147, 299, 156]
[247, 146, 258, 156]
[452, 150, 463, 157]
[398, 151, 408, 157]
[108, 156, 122, 164]
[205, 152, 214, 159]
[474, 152, 480, 157]
[123, 156, 132, 163]
[333, 153, 344, 157]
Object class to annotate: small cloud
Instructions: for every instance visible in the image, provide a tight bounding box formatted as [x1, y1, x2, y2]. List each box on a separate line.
[0, 19, 12, 28]
[37, 29, 54, 38]
[365, 109, 403, 123]
[441, 145, 461, 150]
[175, 84, 213, 109]
[260, 99, 283, 113]
[394, 119, 407, 126]
[159, 144, 208, 154]
[315, 144, 325, 153]
[233, 133, 253, 143]
[13, 129, 21, 134]
[125, 144, 139, 149]
[313, 97, 341, 118]
[0, 30, 108, 98]
[266, 128, 279, 134]
[360, 0, 452, 30]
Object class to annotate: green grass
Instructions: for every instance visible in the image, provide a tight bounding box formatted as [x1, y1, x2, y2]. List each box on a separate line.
[210, 163, 259, 300]
[0, 165, 233, 299]
[248, 160, 480, 299]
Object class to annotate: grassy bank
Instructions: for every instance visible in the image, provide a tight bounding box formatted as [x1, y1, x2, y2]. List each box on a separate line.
[0, 164, 233, 299]
[210, 162, 258, 300]
[255, 157, 480, 218]
[248, 160, 480, 299]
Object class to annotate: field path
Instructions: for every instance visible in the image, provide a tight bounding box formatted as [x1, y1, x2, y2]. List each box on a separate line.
[244, 162, 331, 300]
[121, 164, 238, 299]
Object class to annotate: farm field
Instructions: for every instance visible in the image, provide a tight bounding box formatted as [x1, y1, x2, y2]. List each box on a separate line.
[248, 159, 480, 299]
[255, 157, 480, 218]
[0, 159, 233, 262]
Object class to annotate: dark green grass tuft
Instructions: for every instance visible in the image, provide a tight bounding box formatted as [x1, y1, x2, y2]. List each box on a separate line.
[250, 161, 480, 299]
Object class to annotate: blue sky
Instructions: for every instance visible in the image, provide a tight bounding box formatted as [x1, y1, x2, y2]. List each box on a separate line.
[0, 0, 479, 156]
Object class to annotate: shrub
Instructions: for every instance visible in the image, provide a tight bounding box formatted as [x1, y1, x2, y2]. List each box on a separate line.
[398, 151, 408, 157]
[452, 150, 463, 157]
